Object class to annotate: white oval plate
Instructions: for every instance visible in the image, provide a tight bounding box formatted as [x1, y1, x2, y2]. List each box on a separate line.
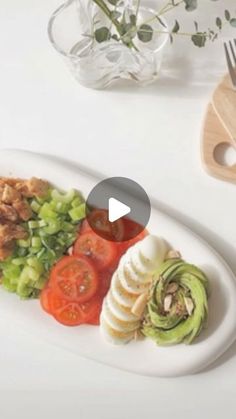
[0, 149, 236, 377]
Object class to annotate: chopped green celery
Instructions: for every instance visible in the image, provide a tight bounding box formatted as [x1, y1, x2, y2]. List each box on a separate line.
[72, 196, 83, 208]
[2, 264, 21, 280]
[36, 247, 46, 259]
[27, 257, 44, 275]
[2, 277, 17, 293]
[35, 188, 52, 204]
[16, 276, 32, 298]
[36, 196, 46, 205]
[34, 276, 47, 290]
[39, 203, 58, 220]
[56, 231, 76, 246]
[69, 203, 86, 221]
[51, 189, 75, 203]
[12, 257, 26, 266]
[29, 247, 41, 255]
[62, 221, 75, 232]
[17, 238, 31, 248]
[28, 220, 47, 229]
[37, 246, 56, 263]
[40, 235, 57, 251]
[55, 201, 70, 214]
[16, 247, 28, 257]
[20, 266, 40, 283]
[31, 237, 42, 248]
[30, 200, 41, 213]
[43, 219, 61, 235]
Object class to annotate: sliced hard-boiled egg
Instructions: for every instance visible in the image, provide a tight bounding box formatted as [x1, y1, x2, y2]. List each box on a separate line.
[100, 235, 167, 345]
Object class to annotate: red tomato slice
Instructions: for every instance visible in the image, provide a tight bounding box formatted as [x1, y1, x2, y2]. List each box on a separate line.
[80, 295, 103, 324]
[85, 296, 103, 325]
[87, 209, 124, 241]
[79, 219, 91, 235]
[40, 286, 52, 314]
[53, 301, 85, 326]
[73, 231, 117, 270]
[50, 255, 98, 303]
[121, 218, 146, 242]
[87, 314, 100, 326]
[97, 268, 114, 297]
[49, 292, 102, 326]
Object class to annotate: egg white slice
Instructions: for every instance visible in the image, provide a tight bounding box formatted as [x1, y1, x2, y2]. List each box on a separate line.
[102, 299, 139, 332]
[118, 269, 151, 295]
[119, 254, 152, 285]
[129, 235, 167, 274]
[111, 273, 137, 308]
[139, 235, 167, 268]
[100, 315, 134, 344]
[106, 292, 138, 322]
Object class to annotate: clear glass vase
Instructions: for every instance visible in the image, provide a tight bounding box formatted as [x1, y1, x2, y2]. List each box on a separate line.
[48, 0, 169, 89]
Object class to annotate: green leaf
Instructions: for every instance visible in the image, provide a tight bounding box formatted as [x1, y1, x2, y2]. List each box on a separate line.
[120, 23, 136, 44]
[184, 0, 198, 12]
[172, 20, 180, 33]
[130, 14, 137, 26]
[108, 0, 119, 5]
[110, 10, 121, 20]
[119, 23, 126, 36]
[216, 17, 222, 30]
[94, 27, 111, 43]
[111, 34, 119, 41]
[191, 32, 207, 48]
[225, 10, 231, 21]
[230, 18, 236, 28]
[137, 24, 153, 43]
[156, 16, 167, 28]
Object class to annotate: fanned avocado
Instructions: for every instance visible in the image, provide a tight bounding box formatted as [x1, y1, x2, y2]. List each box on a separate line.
[142, 258, 209, 346]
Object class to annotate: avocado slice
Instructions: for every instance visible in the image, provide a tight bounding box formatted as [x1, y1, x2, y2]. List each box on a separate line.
[142, 259, 209, 346]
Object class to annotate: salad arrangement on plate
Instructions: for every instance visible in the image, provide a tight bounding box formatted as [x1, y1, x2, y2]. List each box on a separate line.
[0, 176, 209, 346]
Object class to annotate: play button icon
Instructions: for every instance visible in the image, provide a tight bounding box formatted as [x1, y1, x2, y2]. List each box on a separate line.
[85, 177, 151, 242]
[108, 198, 130, 222]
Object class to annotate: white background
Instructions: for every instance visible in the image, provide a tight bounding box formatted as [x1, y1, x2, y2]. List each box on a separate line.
[1, 0, 236, 418]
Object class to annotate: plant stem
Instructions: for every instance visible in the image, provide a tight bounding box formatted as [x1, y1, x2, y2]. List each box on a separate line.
[138, 0, 184, 28]
[135, 0, 141, 17]
[92, 0, 139, 51]
[138, 28, 211, 39]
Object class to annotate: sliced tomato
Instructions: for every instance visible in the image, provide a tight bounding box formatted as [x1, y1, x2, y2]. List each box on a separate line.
[79, 219, 92, 235]
[97, 268, 115, 297]
[87, 314, 100, 326]
[73, 231, 117, 270]
[80, 295, 103, 324]
[49, 292, 102, 326]
[40, 286, 52, 314]
[85, 297, 103, 325]
[98, 271, 110, 298]
[53, 301, 85, 326]
[50, 255, 98, 303]
[87, 209, 124, 241]
[121, 218, 146, 242]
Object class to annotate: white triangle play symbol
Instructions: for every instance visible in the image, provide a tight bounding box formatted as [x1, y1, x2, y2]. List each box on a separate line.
[108, 197, 131, 222]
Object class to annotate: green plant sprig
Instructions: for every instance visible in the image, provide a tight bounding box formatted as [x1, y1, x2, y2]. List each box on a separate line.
[90, 0, 236, 50]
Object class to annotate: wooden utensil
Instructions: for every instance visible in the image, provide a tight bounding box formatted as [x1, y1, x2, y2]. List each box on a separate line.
[213, 73, 236, 140]
[201, 73, 236, 183]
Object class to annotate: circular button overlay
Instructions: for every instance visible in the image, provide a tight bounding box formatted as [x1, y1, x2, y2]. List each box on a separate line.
[85, 177, 151, 242]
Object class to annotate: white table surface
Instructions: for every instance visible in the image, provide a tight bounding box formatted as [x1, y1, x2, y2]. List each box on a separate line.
[1, 0, 236, 417]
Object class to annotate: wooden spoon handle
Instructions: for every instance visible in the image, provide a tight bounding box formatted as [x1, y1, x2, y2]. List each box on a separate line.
[201, 103, 236, 183]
